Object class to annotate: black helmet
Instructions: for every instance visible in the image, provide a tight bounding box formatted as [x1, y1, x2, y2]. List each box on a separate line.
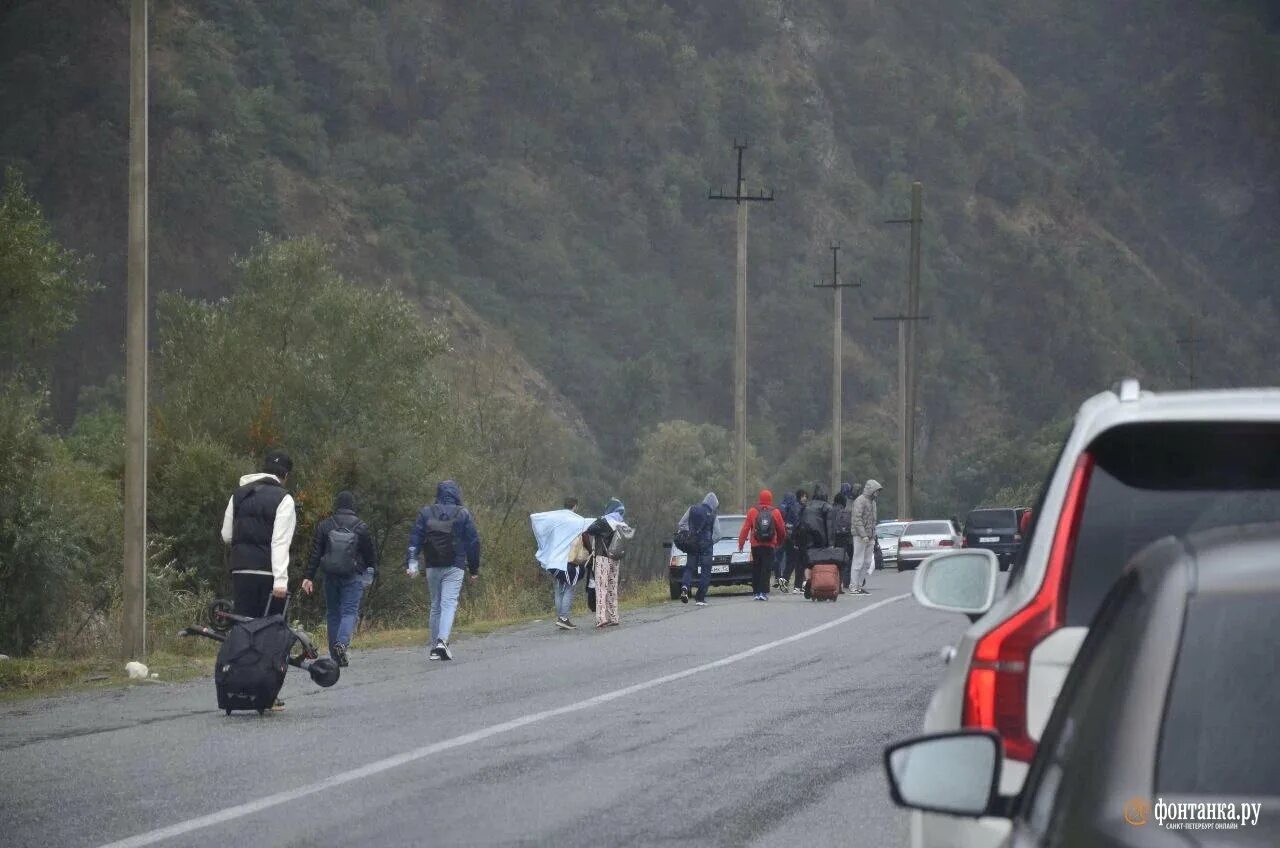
[306, 657, 341, 688]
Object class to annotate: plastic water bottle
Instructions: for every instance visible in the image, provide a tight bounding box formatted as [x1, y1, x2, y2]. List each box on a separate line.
[362, 567, 375, 588]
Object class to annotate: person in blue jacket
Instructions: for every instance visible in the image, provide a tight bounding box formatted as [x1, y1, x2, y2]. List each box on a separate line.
[406, 480, 481, 661]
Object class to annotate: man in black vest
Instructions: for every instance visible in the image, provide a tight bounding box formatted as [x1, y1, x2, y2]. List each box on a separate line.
[220, 450, 298, 617]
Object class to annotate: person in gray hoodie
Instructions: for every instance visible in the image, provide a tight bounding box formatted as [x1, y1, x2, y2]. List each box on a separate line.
[850, 479, 883, 594]
[677, 492, 719, 606]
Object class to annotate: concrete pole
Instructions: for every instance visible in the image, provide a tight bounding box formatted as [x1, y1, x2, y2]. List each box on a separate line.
[905, 182, 923, 515]
[734, 183, 749, 513]
[122, 0, 149, 659]
[897, 320, 909, 520]
[832, 282, 842, 498]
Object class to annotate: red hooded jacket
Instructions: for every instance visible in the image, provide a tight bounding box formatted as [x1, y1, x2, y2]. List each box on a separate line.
[738, 490, 788, 550]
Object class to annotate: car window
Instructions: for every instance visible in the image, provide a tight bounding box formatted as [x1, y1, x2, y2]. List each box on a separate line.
[965, 509, 1016, 531]
[714, 517, 745, 540]
[1020, 572, 1148, 839]
[1007, 438, 1068, 590]
[876, 524, 906, 538]
[904, 521, 951, 535]
[1065, 422, 1280, 626]
[1157, 591, 1280, 795]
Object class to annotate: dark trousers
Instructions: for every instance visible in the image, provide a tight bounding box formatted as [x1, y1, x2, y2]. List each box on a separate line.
[231, 572, 286, 617]
[751, 546, 773, 595]
[773, 547, 787, 581]
[839, 543, 854, 588]
[681, 551, 713, 602]
[782, 542, 803, 582]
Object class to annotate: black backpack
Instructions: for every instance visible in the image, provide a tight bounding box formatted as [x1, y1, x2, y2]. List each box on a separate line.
[423, 505, 461, 566]
[320, 516, 362, 576]
[214, 615, 293, 715]
[753, 507, 776, 543]
[800, 502, 830, 548]
[830, 506, 853, 545]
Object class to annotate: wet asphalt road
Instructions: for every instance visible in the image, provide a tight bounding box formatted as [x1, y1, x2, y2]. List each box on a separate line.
[0, 569, 967, 848]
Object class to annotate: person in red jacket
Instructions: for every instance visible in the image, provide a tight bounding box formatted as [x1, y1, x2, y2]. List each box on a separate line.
[738, 489, 788, 601]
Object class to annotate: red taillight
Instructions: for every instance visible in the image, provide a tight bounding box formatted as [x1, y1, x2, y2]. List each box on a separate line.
[962, 452, 1094, 762]
[939, 540, 954, 547]
[899, 541, 913, 549]
[961, 538, 968, 548]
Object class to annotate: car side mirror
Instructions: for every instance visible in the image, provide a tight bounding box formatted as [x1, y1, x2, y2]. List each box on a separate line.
[884, 731, 1004, 818]
[912, 550, 999, 617]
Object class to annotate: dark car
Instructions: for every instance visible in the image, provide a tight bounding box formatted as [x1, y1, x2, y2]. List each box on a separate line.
[665, 514, 752, 599]
[962, 507, 1022, 571]
[885, 523, 1280, 846]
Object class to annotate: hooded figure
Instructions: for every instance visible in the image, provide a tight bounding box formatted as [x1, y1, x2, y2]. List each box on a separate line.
[799, 483, 832, 549]
[530, 508, 596, 573]
[738, 489, 788, 599]
[587, 497, 633, 627]
[406, 480, 484, 660]
[676, 492, 719, 605]
[852, 480, 883, 540]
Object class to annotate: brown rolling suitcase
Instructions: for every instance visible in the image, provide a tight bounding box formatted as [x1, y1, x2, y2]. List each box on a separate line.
[808, 562, 841, 601]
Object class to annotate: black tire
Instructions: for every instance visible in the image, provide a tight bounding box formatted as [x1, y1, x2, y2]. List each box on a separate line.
[669, 583, 682, 601]
[256, 708, 265, 716]
[225, 709, 232, 716]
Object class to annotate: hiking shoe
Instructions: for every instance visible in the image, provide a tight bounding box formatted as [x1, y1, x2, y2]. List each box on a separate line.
[854, 588, 870, 595]
[564, 619, 578, 630]
[761, 594, 769, 601]
[437, 640, 453, 661]
[555, 618, 572, 630]
[791, 586, 803, 595]
[332, 644, 349, 667]
[695, 600, 708, 607]
[680, 586, 690, 604]
[271, 699, 285, 712]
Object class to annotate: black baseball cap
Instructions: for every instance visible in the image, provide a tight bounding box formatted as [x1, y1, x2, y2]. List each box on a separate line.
[263, 449, 293, 477]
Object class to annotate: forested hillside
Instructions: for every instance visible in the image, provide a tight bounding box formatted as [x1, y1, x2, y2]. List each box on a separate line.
[2, 0, 1277, 583]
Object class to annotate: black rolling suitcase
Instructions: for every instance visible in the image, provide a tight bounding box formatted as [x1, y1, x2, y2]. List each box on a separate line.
[214, 612, 293, 715]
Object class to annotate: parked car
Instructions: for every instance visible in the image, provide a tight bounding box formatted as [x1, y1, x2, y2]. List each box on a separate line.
[665, 514, 750, 599]
[896, 520, 961, 571]
[875, 521, 909, 566]
[887, 523, 1280, 846]
[908, 379, 1280, 848]
[962, 507, 1022, 571]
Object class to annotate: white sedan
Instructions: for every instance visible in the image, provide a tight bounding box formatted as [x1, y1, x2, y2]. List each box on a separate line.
[895, 520, 961, 571]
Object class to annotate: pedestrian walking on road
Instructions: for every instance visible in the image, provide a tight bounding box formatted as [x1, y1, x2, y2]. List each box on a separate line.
[775, 491, 799, 590]
[850, 480, 882, 594]
[556, 498, 585, 630]
[220, 449, 297, 618]
[219, 449, 296, 710]
[302, 490, 378, 667]
[737, 490, 787, 600]
[784, 489, 808, 593]
[406, 480, 481, 661]
[586, 498, 633, 627]
[832, 485, 855, 592]
[796, 484, 832, 597]
[676, 493, 719, 606]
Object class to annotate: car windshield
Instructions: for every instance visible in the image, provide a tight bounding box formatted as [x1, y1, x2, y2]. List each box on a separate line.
[876, 523, 907, 538]
[1066, 422, 1280, 626]
[966, 509, 1017, 531]
[904, 521, 952, 536]
[715, 516, 745, 540]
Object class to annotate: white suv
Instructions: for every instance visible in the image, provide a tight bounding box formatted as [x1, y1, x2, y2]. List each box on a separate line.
[906, 379, 1280, 848]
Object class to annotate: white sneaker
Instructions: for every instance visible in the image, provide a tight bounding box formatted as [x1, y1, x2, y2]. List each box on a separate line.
[695, 601, 708, 607]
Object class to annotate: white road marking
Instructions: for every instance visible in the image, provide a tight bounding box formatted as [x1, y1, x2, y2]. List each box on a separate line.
[98, 593, 910, 848]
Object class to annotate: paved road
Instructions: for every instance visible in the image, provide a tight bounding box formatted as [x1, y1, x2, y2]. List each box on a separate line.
[0, 570, 967, 848]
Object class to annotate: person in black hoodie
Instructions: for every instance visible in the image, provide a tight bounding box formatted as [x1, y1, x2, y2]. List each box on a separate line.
[796, 483, 832, 596]
[302, 491, 378, 667]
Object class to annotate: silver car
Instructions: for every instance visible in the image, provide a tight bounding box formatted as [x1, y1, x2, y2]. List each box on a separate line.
[895, 520, 961, 571]
[876, 521, 909, 565]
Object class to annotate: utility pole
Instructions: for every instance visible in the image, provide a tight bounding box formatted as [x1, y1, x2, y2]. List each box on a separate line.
[813, 242, 860, 496]
[709, 140, 774, 511]
[122, 0, 149, 660]
[1176, 317, 1205, 389]
[876, 182, 927, 520]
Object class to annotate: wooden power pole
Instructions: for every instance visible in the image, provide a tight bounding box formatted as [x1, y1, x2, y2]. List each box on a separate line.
[876, 182, 927, 520]
[813, 243, 859, 496]
[122, 0, 149, 659]
[709, 141, 773, 511]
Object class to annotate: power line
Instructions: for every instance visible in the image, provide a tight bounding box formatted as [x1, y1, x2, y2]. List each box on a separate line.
[812, 242, 860, 496]
[708, 140, 774, 512]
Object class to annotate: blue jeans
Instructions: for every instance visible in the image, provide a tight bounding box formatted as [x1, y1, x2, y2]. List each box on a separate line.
[428, 566, 465, 644]
[553, 574, 577, 619]
[681, 552, 713, 602]
[324, 573, 365, 652]
[773, 547, 787, 580]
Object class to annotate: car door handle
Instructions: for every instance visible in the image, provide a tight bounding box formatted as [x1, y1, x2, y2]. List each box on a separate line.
[940, 645, 956, 664]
